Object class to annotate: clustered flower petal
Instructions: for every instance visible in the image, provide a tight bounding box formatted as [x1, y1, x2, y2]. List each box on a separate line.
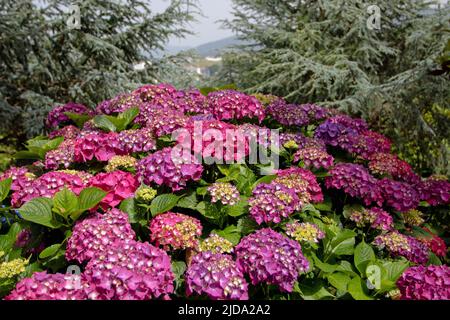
[149, 212, 202, 251]
[117, 128, 157, 154]
[5, 272, 88, 300]
[402, 209, 425, 226]
[96, 93, 142, 115]
[88, 171, 139, 209]
[368, 153, 416, 181]
[373, 231, 429, 264]
[44, 140, 75, 170]
[198, 234, 234, 254]
[105, 155, 137, 172]
[186, 252, 248, 300]
[418, 228, 447, 257]
[275, 167, 323, 203]
[249, 183, 301, 224]
[378, 178, 420, 212]
[418, 178, 450, 206]
[135, 185, 157, 203]
[235, 228, 309, 292]
[11, 171, 86, 207]
[206, 90, 265, 122]
[74, 132, 126, 163]
[285, 222, 325, 243]
[66, 208, 136, 263]
[266, 101, 309, 127]
[208, 182, 240, 206]
[350, 207, 394, 231]
[83, 239, 175, 300]
[137, 147, 203, 191]
[325, 163, 383, 206]
[46, 102, 92, 128]
[0, 167, 35, 191]
[396, 265, 450, 300]
[293, 147, 334, 169]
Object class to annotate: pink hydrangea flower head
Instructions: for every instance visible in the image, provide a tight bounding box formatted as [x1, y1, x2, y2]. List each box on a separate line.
[293, 147, 334, 169]
[325, 163, 383, 206]
[275, 167, 323, 203]
[373, 231, 429, 265]
[207, 182, 240, 206]
[0, 167, 35, 191]
[186, 252, 249, 300]
[95, 93, 142, 115]
[11, 171, 86, 207]
[368, 153, 416, 181]
[132, 83, 178, 102]
[66, 208, 136, 263]
[137, 147, 203, 192]
[149, 212, 203, 251]
[46, 102, 92, 129]
[84, 239, 175, 300]
[235, 228, 309, 292]
[378, 178, 420, 212]
[117, 128, 157, 154]
[48, 125, 80, 140]
[88, 171, 139, 209]
[5, 272, 88, 300]
[285, 222, 325, 243]
[44, 139, 75, 170]
[397, 265, 450, 300]
[266, 100, 309, 126]
[206, 90, 265, 122]
[418, 178, 450, 206]
[249, 183, 302, 225]
[350, 207, 394, 231]
[74, 132, 126, 163]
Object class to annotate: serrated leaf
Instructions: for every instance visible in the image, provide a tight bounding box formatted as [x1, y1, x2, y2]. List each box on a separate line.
[151, 194, 180, 216]
[226, 197, 248, 217]
[119, 197, 138, 223]
[53, 188, 78, 219]
[78, 187, 107, 211]
[93, 115, 117, 132]
[177, 192, 198, 210]
[354, 241, 375, 275]
[295, 279, 335, 300]
[348, 276, 373, 300]
[0, 223, 22, 251]
[65, 112, 92, 128]
[327, 272, 352, 292]
[117, 107, 139, 127]
[0, 177, 12, 202]
[39, 243, 62, 259]
[19, 198, 60, 228]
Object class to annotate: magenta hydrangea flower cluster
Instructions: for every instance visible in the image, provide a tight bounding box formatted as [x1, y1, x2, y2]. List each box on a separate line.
[131, 83, 178, 102]
[117, 128, 157, 154]
[74, 132, 126, 163]
[293, 147, 334, 169]
[48, 125, 80, 140]
[349, 207, 394, 231]
[87, 170, 139, 209]
[186, 252, 249, 300]
[83, 239, 175, 300]
[11, 171, 86, 207]
[266, 100, 310, 127]
[378, 178, 420, 213]
[149, 212, 203, 251]
[95, 93, 141, 115]
[46, 102, 92, 129]
[373, 232, 429, 265]
[66, 208, 136, 263]
[396, 265, 450, 300]
[137, 147, 203, 191]
[275, 167, 323, 203]
[44, 140, 75, 170]
[418, 178, 450, 206]
[235, 228, 309, 292]
[5, 272, 88, 300]
[206, 90, 265, 122]
[207, 182, 240, 206]
[249, 183, 302, 224]
[0, 167, 35, 191]
[325, 163, 383, 206]
[368, 153, 416, 181]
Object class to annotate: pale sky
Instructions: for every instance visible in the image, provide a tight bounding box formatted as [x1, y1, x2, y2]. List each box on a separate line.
[150, 0, 235, 47]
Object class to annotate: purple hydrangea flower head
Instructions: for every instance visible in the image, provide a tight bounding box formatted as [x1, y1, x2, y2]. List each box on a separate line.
[95, 93, 142, 115]
[149, 212, 203, 251]
[5, 271, 88, 300]
[137, 147, 203, 191]
[266, 101, 309, 126]
[293, 147, 334, 169]
[44, 140, 75, 170]
[84, 239, 175, 300]
[235, 228, 309, 292]
[48, 125, 80, 140]
[378, 178, 420, 212]
[373, 231, 429, 264]
[132, 83, 178, 102]
[186, 252, 249, 300]
[249, 183, 302, 225]
[325, 163, 383, 206]
[350, 207, 394, 231]
[275, 167, 323, 203]
[46, 102, 92, 128]
[314, 121, 347, 146]
[418, 178, 450, 206]
[397, 265, 450, 300]
[66, 208, 136, 263]
[207, 90, 265, 122]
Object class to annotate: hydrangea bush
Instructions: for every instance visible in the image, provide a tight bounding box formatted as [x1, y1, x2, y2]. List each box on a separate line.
[0, 84, 448, 300]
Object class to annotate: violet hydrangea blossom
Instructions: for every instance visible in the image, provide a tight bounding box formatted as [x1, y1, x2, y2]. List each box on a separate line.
[186, 252, 249, 300]
[235, 228, 309, 292]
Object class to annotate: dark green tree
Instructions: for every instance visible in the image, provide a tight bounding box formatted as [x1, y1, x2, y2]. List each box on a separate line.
[0, 0, 198, 141]
[220, 0, 449, 175]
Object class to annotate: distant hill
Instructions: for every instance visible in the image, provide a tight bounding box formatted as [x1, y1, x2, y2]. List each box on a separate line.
[193, 36, 250, 57]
